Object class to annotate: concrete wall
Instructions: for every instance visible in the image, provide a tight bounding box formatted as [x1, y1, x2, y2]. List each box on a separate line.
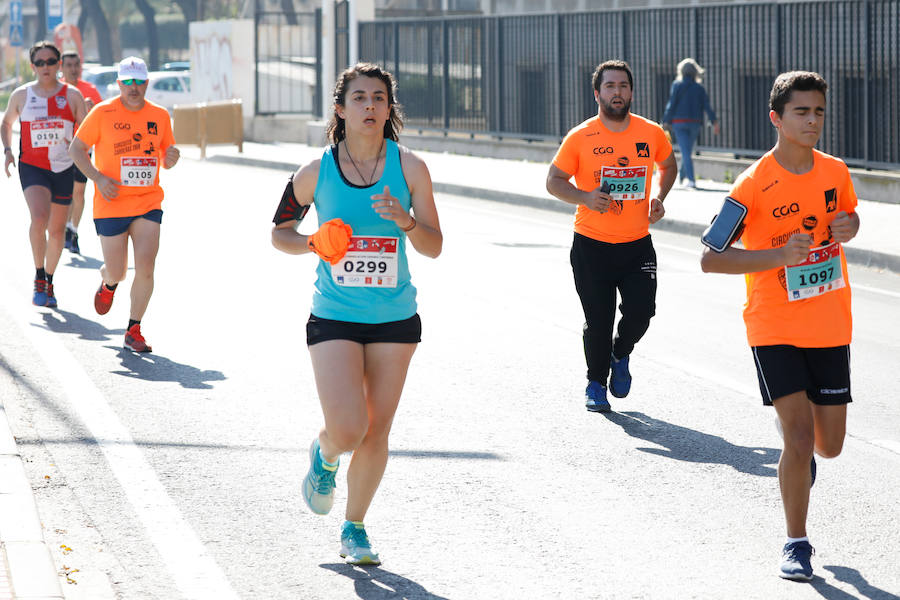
[189, 20, 255, 118]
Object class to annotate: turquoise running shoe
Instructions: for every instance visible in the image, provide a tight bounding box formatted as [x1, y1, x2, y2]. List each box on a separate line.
[302, 438, 338, 515]
[340, 521, 381, 566]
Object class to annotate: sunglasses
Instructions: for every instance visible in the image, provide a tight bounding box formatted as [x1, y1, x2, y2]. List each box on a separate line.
[120, 78, 147, 86]
[32, 58, 59, 67]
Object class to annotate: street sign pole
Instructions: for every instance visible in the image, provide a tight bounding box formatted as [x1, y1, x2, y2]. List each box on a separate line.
[10, 1, 24, 84]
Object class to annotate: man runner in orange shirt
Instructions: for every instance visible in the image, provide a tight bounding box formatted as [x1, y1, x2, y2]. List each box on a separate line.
[70, 56, 180, 352]
[60, 50, 103, 255]
[547, 60, 677, 412]
[701, 72, 860, 581]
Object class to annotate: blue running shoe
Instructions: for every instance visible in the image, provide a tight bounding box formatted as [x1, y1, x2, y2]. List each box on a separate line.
[585, 381, 610, 412]
[302, 438, 338, 515]
[32, 279, 48, 306]
[780, 540, 814, 581]
[609, 353, 631, 398]
[340, 521, 381, 566]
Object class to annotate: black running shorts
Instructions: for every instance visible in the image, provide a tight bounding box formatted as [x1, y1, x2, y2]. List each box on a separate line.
[18, 162, 74, 205]
[306, 313, 422, 346]
[751, 344, 851, 406]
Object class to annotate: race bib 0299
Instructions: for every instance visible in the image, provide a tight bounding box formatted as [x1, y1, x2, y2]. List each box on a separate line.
[331, 236, 399, 288]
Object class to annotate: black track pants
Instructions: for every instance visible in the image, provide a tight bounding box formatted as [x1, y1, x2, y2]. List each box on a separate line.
[570, 232, 657, 384]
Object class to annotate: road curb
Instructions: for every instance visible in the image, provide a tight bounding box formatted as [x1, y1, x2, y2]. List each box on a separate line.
[0, 405, 64, 600]
[204, 154, 900, 275]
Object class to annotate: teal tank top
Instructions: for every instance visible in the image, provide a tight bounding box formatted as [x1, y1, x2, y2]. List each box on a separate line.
[310, 139, 417, 323]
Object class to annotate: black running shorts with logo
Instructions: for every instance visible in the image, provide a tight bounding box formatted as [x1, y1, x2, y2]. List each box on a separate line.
[751, 344, 851, 406]
[18, 162, 74, 205]
[306, 313, 421, 346]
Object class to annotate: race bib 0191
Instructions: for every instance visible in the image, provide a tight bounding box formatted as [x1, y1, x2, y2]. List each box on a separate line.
[120, 157, 158, 187]
[601, 165, 648, 201]
[30, 119, 65, 148]
[785, 242, 845, 301]
[331, 236, 399, 288]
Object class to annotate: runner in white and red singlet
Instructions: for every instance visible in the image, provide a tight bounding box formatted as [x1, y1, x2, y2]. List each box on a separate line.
[1, 41, 87, 307]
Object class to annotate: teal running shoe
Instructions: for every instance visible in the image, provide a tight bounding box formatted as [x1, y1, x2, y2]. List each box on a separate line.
[340, 520, 381, 566]
[302, 438, 338, 515]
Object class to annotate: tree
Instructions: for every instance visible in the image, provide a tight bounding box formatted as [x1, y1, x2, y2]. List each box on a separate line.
[134, 0, 159, 70]
[80, 0, 114, 64]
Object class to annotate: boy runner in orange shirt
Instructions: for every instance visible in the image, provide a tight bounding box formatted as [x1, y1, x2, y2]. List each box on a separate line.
[70, 56, 180, 352]
[547, 60, 677, 412]
[701, 72, 860, 581]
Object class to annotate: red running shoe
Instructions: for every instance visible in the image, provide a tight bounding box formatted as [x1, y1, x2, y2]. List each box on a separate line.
[124, 324, 152, 353]
[94, 283, 115, 315]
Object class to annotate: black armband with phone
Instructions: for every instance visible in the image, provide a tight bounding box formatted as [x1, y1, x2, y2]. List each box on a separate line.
[272, 175, 311, 225]
[701, 196, 747, 252]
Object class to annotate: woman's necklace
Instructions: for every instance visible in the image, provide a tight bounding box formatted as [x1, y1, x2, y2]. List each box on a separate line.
[344, 139, 385, 186]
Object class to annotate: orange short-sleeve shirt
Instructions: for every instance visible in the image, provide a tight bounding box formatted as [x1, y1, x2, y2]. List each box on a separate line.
[75, 97, 175, 219]
[730, 150, 857, 348]
[552, 114, 672, 243]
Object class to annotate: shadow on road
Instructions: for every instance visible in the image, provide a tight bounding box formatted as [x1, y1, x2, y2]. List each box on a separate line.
[37, 309, 124, 341]
[320, 563, 450, 600]
[104, 346, 226, 390]
[603, 410, 779, 476]
[63, 253, 104, 269]
[813, 566, 900, 600]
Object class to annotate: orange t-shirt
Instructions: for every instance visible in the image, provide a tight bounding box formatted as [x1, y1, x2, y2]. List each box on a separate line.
[552, 114, 672, 243]
[730, 150, 857, 348]
[75, 97, 175, 219]
[74, 79, 103, 108]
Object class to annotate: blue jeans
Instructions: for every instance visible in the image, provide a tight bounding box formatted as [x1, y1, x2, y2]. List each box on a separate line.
[673, 122, 702, 183]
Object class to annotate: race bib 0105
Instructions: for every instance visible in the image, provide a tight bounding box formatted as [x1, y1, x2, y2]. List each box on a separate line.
[601, 165, 648, 201]
[785, 242, 845, 301]
[120, 157, 158, 187]
[30, 119, 65, 148]
[331, 236, 399, 288]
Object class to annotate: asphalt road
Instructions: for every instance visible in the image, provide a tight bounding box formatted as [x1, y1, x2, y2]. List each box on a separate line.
[0, 158, 898, 600]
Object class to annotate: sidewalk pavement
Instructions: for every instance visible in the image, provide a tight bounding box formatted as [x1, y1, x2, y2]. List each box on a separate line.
[187, 141, 900, 275]
[1, 139, 896, 600]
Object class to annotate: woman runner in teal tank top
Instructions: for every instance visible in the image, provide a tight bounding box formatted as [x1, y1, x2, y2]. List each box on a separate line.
[271, 63, 442, 566]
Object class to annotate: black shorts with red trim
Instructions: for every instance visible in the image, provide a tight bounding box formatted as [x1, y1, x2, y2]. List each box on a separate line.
[751, 344, 851, 406]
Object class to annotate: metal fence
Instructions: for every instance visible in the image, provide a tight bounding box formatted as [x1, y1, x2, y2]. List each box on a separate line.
[255, 7, 321, 115]
[359, 1, 900, 169]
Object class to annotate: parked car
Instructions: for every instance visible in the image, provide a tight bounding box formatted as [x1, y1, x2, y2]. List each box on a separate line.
[162, 61, 190, 71]
[82, 65, 119, 99]
[104, 71, 192, 111]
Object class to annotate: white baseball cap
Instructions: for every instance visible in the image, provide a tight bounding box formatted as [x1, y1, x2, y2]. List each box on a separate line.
[117, 56, 149, 81]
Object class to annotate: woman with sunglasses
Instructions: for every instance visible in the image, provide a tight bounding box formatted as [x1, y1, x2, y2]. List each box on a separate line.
[1, 41, 87, 307]
[70, 56, 180, 353]
[272, 63, 442, 565]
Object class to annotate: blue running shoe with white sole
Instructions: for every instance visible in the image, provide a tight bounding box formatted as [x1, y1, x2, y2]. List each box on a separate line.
[340, 521, 381, 566]
[302, 438, 338, 515]
[609, 353, 631, 398]
[780, 540, 814, 581]
[585, 381, 610, 412]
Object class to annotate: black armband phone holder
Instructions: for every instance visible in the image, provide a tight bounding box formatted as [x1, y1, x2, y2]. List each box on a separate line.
[272, 176, 311, 225]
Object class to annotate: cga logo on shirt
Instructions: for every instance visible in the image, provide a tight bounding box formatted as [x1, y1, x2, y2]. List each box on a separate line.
[772, 203, 799, 218]
[114, 122, 131, 130]
[593, 146, 613, 155]
[635, 142, 650, 157]
[824, 188, 837, 213]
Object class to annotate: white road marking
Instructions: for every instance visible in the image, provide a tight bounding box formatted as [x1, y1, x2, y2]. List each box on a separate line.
[0, 279, 239, 600]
